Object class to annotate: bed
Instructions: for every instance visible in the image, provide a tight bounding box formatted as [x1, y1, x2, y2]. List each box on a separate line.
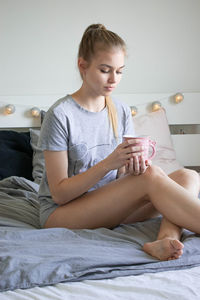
[0, 92, 200, 299]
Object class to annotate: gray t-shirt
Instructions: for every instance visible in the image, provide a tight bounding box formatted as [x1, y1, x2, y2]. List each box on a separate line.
[38, 95, 135, 227]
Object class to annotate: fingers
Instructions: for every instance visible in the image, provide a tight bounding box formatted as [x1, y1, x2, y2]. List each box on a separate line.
[116, 141, 149, 172]
[126, 155, 149, 176]
[125, 156, 140, 175]
[140, 156, 147, 173]
[132, 155, 146, 175]
[128, 157, 134, 174]
[133, 156, 140, 175]
[118, 139, 153, 175]
[121, 143, 144, 155]
[121, 139, 138, 147]
[121, 139, 141, 151]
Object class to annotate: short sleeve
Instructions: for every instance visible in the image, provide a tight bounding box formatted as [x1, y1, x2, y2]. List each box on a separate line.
[38, 109, 69, 151]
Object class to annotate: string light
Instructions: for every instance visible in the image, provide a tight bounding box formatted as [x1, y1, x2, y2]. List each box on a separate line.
[0, 91, 184, 119]
[174, 93, 184, 103]
[152, 101, 162, 112]
[31, 107, 40, 118]
[4, 104, 16, 115]
[130, 106, 138, 116]
[0, 100, 49, 118]
[127, 92, 184, 114]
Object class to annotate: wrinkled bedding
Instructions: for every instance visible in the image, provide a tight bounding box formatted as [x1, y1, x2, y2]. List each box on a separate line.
[0, 176, 40, 228]
[0, 177, 200, 292]
[2, 266, 200, 300]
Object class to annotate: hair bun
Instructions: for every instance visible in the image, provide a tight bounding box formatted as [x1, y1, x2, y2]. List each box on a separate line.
[86, 23, 107, 32]
[97, 24, 107, 30]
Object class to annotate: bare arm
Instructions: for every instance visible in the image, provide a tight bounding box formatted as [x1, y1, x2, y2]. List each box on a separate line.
[44, 140, 138, 205]
[44, 150, 110, 205]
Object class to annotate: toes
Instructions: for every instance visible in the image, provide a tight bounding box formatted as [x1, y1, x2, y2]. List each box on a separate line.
[168, 256, 177, 261]
[174, 253, 181, 259]
[171, 239, 184, 251]
[168, 256, 176, 261]
[143, 239, 184, 261]
[168, 250, 183, 260]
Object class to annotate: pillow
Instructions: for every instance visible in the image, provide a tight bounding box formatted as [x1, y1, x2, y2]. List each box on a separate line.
[29, 129, 45, 184]
[29, 110, 47, 184]
[0, 130, 33, 180]
[133, 108, 183, 174]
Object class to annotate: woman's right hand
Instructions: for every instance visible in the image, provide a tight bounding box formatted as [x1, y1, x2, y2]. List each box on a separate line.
[103, 140, 144, 171]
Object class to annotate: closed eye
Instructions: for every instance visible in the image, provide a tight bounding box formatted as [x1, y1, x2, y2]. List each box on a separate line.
[100, 69, 123, 74]
[99, 64, 125, 74]
[100, 69, 109, 73]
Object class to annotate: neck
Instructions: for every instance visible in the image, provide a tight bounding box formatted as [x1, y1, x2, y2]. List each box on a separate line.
[71, 87, 106, 112]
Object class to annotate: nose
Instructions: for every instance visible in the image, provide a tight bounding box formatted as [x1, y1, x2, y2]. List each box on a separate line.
[108, 72, 117, 83]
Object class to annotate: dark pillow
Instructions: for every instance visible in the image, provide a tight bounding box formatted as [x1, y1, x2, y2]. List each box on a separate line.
[29, 129, 45, 184]
[0, 130, 33, 180]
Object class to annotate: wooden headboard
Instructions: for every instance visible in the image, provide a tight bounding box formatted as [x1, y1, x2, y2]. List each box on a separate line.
[0, 92, 200, 169]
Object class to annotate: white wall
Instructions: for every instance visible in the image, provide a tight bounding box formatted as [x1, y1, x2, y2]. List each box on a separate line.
[0, 0, 200, 97]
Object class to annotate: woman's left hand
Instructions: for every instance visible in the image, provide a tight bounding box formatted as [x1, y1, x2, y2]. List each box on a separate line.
[125, 156, 152, 176]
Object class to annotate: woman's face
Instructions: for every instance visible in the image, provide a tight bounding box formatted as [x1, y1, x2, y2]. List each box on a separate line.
[81, 48, 125, 97]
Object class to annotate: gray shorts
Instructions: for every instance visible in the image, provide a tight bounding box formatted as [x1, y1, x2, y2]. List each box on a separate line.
[39, 198, 58, 228]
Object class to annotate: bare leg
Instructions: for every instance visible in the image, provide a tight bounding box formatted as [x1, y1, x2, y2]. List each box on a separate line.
[143, 168, 200, 260]
[122, 198, 159, 224]
[123, 168, 199, 224]
[45, 173, 152, 229]
[45, 166, 200, 241]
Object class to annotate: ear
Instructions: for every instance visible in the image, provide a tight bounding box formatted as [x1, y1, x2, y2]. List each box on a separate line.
[78, 57, 88, 77]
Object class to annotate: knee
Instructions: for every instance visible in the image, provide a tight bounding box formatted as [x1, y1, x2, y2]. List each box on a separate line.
[144, 165, 167, 182]
[170, 168, 200, 193]
[177, 168, 200, 185]
[141, 165, 168, 195]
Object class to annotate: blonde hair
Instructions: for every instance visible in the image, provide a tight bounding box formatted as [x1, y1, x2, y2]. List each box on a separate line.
[78, 24, 126, 139]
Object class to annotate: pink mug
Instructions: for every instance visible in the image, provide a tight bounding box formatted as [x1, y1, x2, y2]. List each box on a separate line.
[123, 135, 156, 160]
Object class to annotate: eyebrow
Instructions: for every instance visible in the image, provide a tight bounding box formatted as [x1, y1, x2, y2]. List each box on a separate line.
[99, 64, 125, 69]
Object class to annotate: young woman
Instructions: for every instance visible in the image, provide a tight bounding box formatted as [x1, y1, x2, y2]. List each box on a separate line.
[38, 24, 200, 261]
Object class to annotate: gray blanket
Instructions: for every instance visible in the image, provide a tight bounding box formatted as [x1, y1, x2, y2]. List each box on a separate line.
[0, 177, 200, 292]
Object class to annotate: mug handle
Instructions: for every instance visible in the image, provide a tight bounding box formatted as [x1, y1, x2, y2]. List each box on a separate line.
[148, 140, 156, 159]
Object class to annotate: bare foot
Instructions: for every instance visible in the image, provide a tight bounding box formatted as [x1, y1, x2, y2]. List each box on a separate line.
[143, 238, 184, 261]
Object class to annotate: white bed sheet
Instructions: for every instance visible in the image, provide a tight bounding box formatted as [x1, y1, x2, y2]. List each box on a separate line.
[2, 266, 200, 300]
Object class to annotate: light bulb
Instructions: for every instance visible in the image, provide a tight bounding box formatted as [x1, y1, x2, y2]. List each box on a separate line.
[152, 101, 162, 112]
[130, 106, 138, 116]
[174, 93, 184, 103]
[31, 107, 40, 117]
[4, 104, 15, 114]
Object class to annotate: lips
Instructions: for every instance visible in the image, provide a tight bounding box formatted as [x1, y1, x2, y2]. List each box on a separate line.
[105, 86, 115, 91]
